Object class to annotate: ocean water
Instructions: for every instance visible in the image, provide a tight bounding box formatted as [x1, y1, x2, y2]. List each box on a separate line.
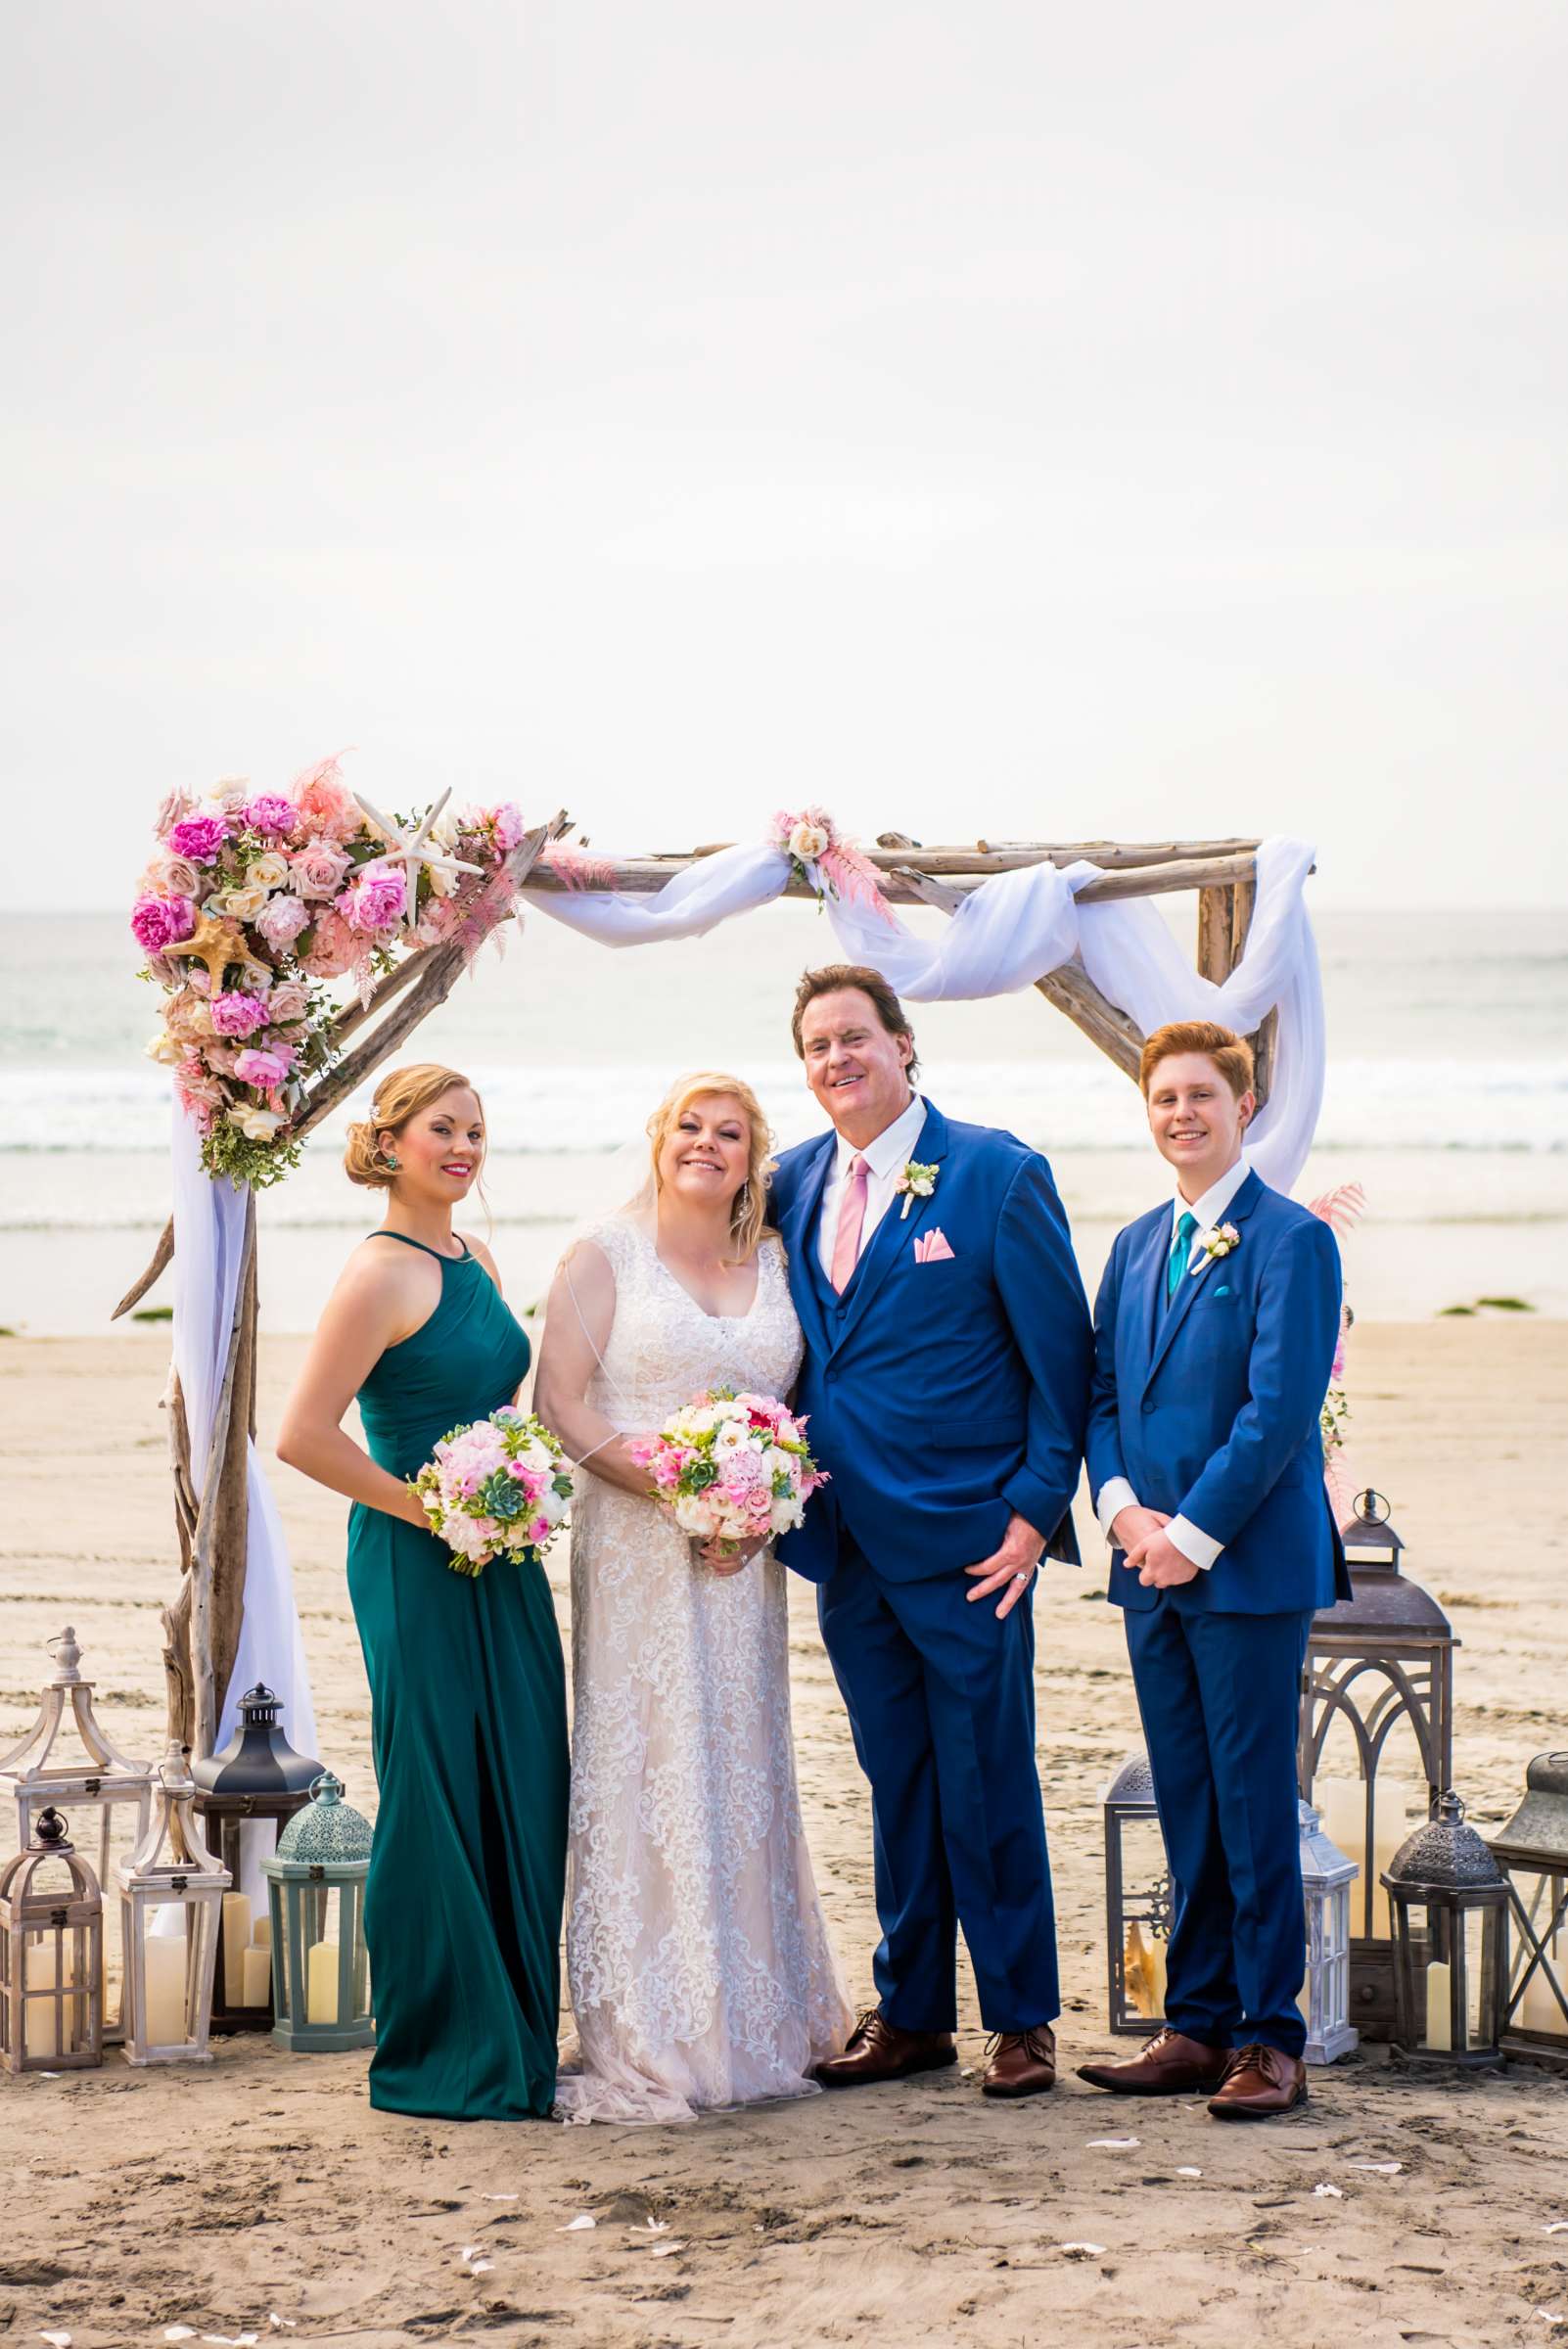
[1, 906, 1563, 1332]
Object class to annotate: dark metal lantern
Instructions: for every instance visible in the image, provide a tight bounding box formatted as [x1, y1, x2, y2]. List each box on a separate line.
[1101, 1750, 1172, 2035]
[191, 1684, 321, 2033]
[1490, 1750, 1568, 2067]
[1298, 1491, 1457, 2039]
[1382, 1790, 1507, 2071]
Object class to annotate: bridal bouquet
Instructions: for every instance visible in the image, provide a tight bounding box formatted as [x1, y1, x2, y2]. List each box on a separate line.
[410, 1407, 575, 1577]
[630, 1389, 827, 1557]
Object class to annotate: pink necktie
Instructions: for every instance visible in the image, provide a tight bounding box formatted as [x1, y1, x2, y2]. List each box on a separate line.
[829, 1155, 870, 1294]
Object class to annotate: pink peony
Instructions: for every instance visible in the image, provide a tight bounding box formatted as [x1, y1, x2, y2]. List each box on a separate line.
[339, 866, 407, 933]
[289, 839, 352, 900]
[290, 755, 362, 843]
[232, 1044, 294, 1089]
[299, 907, 360, 978]
[243, 793, 299, 839]
[131, 895, 196, 956]
[208, 989, 271, 1037]
[254, 893, 311, 953]
[489, 803, 525, 854]
[168, 815, 228, 864]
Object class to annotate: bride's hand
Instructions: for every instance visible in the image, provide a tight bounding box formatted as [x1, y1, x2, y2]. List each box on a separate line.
[695, 1534, 767, 1576]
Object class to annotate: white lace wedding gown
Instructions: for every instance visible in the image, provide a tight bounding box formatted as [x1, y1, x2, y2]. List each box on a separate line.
[555, 1216, 853, 2124]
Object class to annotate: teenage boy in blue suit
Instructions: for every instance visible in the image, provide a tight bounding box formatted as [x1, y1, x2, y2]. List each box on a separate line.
[771, 964, 1092, 2099]
[1080, 1019, 1349, 2118]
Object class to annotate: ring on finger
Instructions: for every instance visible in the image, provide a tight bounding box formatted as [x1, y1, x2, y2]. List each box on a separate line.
[1010, 1570, 1030, 1587]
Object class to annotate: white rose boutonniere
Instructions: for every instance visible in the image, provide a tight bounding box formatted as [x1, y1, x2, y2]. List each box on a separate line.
[895, 1160, 939, 1220]
[1192, 1221, 1240, 1271]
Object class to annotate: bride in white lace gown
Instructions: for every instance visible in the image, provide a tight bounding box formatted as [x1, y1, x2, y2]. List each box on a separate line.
[533, 1072, 853, 2124]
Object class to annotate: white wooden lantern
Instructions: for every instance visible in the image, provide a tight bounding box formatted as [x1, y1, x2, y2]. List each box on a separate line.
[0, 1627, 152, 2043]
[0, 1807, 104, 2073]
[1300, 1798, 1359, 2064]
[118, 1741, 230, 2065]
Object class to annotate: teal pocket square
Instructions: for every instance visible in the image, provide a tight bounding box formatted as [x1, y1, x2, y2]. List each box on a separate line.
[1213, 1284, 1231, 1298]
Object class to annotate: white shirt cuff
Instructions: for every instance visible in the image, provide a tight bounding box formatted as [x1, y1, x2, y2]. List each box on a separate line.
[1167, 1515, 1222, 1572]
[1096, 1478, 1140, 1543]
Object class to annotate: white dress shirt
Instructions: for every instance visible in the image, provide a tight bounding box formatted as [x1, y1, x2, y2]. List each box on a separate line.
[815, 1091, 930, 1282]
[1096, 1150, 1255, 1573]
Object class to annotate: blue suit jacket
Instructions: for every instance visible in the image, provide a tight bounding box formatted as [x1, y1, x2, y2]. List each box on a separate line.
[771, 1099, 1093, 1586]
[1086, 1169, 1352, 1616]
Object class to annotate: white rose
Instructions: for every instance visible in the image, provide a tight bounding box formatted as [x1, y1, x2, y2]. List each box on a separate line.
[188, 998, 216, 1035]
[217, 883, 269, 922]
[673, 1494, 713, 1536]
[715, 1424, 748, 1452]
[771, 1497, 801, 1535]
[789, 821, 831, 862]
[247, 852, 290, 891]
[686, 1406, 718, 1437]
[428, 859, 458, 897]
[227, 1102, 286, 1140]
[145, 1031, 182, 1065]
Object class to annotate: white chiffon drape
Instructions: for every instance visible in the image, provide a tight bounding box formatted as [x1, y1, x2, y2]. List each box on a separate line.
[555, 1216, 853, 2125]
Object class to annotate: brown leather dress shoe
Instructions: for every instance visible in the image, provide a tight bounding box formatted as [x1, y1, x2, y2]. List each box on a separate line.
[981, 2025, 1057, 2097]
[814, 2008, 957, 2089]
[1077, 2027, 1229, 2096]
[1207, 2042, 1307, 2119]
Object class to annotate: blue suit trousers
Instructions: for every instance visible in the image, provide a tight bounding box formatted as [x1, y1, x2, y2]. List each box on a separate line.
[819, 1540, 1059, 2034]
[1124, 1598, 1313, 2058]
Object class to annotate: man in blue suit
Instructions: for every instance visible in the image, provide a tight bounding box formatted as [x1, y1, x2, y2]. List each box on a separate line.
[771, 964, 1092, 2098]
[1080, 1019, 1349, 2119]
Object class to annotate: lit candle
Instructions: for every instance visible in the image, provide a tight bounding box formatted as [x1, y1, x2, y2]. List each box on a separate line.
[1424, 1958, 1452, 2050]
[241, 1942, 271, 2007]
[142, 1930, 188, 2047]
[221, 1893, 252, 2004]
[305, 1939, 339, 2026]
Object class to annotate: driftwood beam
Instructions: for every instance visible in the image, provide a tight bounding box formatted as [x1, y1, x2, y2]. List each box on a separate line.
[113, 1216, 175, 1320]
[521, 848, 1259, 904]
[188, 1188, 256, 1757]
[640, 836, 1262, 872]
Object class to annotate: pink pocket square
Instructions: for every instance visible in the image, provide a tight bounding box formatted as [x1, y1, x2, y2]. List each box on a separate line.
[914, 1228, 956, 1264]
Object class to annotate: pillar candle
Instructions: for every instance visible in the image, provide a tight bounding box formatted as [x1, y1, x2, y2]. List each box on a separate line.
[143, 1931, 187, 2047]
[1519, 1961, 1565, 2037]
[241, 1942, 271, 2006]
[305, 1939, 339, 2026]
[252, 1912, 271, 1945]
[1424, 1958, 1452, 2050]
[221, 1893, 252, 2004]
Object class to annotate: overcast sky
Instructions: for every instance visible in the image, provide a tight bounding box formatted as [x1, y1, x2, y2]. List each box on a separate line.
[6, 1, 1565, 907]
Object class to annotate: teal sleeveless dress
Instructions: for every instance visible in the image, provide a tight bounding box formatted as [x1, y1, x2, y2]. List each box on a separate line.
[346, 1231, 568, 2120]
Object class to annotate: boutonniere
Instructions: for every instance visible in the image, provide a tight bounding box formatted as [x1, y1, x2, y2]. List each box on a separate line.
[895, 1160, 939, 1220]
[1192, 1221, 1240, 1271]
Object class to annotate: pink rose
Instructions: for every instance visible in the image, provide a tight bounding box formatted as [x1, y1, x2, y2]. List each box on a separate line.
[254, 893, 311, 953]
[290, 755, 362, 843]
[243, 793, 299, 839]
[340, 866, 407, 933]
[174, 1053, 226, 1128]
[208, 990, 271, 1037]
[266, 978, 310, 1024]
[300, 907, 360, 978]
[168, 815, 227, 864]
[289, 839, 352, 900]
[489, 803, 525, 854]
[130, 895, 197, 957]
[156, 788, 198, 834]
[232, 1044, 294, 1089]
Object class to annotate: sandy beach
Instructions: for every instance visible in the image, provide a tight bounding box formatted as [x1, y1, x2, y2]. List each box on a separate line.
[2, 1317, 1565, 2348]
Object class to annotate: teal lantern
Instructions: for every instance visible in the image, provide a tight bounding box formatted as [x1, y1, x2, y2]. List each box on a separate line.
[261, 1773, 374, 2052]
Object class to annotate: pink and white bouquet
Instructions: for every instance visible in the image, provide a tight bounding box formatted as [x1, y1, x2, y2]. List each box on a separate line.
[132, 755, 539, 1188]
[768, 805, 893, 922]
[630, 1389, 827, 1558]
[409, 1406, 575, 1578]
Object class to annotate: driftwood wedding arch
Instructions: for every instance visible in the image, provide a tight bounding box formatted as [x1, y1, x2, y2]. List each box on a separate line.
[113, 823, 1278, 1757]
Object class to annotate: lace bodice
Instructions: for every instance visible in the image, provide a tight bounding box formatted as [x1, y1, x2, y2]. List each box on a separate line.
[555, 1215, 851, 2124]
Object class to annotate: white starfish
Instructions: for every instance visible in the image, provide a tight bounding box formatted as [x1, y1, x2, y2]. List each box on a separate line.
[352, 787, 485, 934]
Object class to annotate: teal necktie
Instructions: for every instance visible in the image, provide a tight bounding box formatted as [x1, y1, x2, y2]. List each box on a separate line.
[1166, 1210, 1198, 1307]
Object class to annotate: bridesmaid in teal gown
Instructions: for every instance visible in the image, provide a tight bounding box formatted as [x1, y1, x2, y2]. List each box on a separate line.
[278, 1063, 568, 2120]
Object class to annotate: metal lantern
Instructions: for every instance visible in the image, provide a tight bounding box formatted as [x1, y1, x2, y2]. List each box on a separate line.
[1298, 1490, 1457, 2039]
[118, 1742, 231, 2065]
[0, 1808, 104, 2073]
[1101, 1751, 1172, 2034]
[1382, 1790, 1508, 2072]
[1491, 1751, 1568, 2069]
[1299, 1799, 1358, 2064]
[263, 1772, 375, 2053]
[191, 1683, 322, 2034]
[0, 1628, 151, 2043]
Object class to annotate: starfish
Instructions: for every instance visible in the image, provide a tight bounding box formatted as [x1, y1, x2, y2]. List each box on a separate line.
[352, 788, 485, 934]
[164, 909, 273, 995]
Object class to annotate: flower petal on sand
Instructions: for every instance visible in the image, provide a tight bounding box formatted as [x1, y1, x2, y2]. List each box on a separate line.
[39, 2332, 71, 2347]
[559, 2214, 597, 2232]
[467, 2261, 495, 2278]
[1347, 2160, 1403, 2175]
[1059, 2243, 1106, 2259]
[650, 2242, 687, 2258]
[481, 2193, 519, 2203]
[1176, 2167, 1203, 2178]
[1086, 2137, 1139, 2149]
[1314, 2183, 1344, 2198]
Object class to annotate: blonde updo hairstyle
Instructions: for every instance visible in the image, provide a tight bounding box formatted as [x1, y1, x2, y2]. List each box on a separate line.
[646, 1071, 776, 1263]
[344, 1063, 487, 1191]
